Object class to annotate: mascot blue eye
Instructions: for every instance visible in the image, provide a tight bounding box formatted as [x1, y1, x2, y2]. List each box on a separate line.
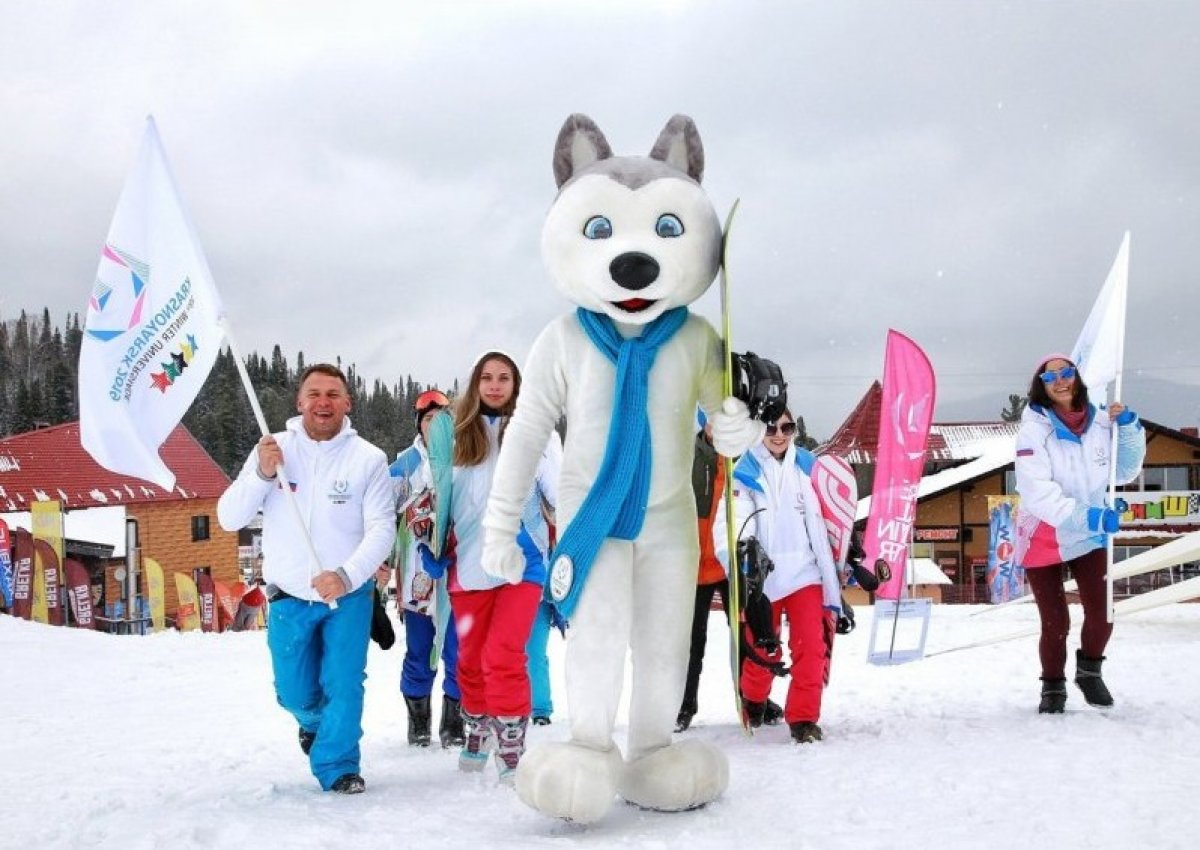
[583, 216, 613, 240]
[656, 214, 684, 238]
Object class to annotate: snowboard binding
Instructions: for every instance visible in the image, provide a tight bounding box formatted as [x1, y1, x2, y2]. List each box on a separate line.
[730, 351, 788, 424]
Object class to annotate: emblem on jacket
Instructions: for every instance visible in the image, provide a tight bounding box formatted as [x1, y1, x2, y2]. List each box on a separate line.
[328, 479, 351, 504]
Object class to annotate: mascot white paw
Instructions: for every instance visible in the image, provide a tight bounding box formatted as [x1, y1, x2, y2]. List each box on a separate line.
[481, 527, 526, 585]
[515, 742, 624, 824]
[619, 739, 729, 812]
[710, 396, 765, 458]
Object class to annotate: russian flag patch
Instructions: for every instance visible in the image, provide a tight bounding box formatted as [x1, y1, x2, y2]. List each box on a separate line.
[1017, 448, 1034, 457]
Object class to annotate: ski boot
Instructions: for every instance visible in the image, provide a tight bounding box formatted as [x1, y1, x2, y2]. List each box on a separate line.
[532, 715, 552, 726]
[459, 710, 495, 772]
[440, 695, 465, 748]
[674, 711, 695, 733]
[1039, 678, 1067, 714]
[743, 700, 766, 728]
[404, 695, 432, 747]
[1074, 651, 1114, 707]
[493, 715, 529, 786]
[789, 721, 823, 743]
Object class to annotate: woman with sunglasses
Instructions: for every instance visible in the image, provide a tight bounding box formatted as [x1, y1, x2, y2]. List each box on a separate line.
[389, 389, 463, 749]
[421, 351, 560, 784]
[714, 410, 844, 744]
[1014, 354, 1145, 713]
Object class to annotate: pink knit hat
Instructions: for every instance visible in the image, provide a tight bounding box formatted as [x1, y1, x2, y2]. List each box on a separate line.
[1035, 352, 1075, 373]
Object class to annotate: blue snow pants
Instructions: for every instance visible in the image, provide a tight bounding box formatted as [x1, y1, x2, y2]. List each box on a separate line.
[401, 609, 461, 701]
[267, 581, 372, 790]
[526, 600, 554, 719]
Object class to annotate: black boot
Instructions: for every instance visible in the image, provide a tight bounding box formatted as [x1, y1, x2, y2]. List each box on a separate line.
[439, 695, 465, 748]
[1038, 678, 1067, 714]
[763, 699, 784, 726]
[404, 695, 432, 747]
[743, 700, 766, 728]
[1074, 651, 1114, 707]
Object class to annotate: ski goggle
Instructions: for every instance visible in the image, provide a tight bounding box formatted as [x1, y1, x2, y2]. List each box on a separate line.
[1039, 365, 1077, 384]
[765, 421, 797, 436]
[415, 389, 450, 413]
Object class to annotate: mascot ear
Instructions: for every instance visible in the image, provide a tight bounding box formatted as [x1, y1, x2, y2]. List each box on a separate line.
[553, 114, 613, 188]
[649, 114, 704, 183]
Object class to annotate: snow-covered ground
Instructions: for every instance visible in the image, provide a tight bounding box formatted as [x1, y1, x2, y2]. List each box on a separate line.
[4, 602, 1198, 849]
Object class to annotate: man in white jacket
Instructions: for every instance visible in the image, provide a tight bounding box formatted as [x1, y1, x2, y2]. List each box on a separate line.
[217, 364, 394, 794]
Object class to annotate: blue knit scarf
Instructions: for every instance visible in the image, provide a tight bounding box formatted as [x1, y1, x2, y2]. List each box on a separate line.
[546, 305, 689, 618]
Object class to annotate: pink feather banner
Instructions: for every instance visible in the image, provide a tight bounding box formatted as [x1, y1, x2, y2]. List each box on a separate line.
[863, 330, 936, 601]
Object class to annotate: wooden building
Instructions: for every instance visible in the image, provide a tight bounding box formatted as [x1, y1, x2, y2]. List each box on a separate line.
[0, 421, 235, 621]
[823, 383, 1200, 602]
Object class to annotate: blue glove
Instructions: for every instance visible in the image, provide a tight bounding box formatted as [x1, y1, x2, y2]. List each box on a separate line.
[417, 543, 449, 579]
[1087, 507, 1120, 534]
[1115, 408, 1137, 426]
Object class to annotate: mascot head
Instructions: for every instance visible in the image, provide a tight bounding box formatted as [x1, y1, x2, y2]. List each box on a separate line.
[542, 114, 722, 326]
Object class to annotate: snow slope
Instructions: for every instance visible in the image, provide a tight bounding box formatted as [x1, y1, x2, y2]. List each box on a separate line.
[3, 603, 1198, 849]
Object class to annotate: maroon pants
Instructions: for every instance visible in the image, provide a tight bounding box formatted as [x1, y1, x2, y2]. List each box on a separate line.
[450, 581, 542, 717]
[739, 585, 834, 724]
[1025, 548, 1113, 679]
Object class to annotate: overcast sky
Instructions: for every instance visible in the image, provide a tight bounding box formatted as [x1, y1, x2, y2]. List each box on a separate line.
[2, 0, 1197, 439]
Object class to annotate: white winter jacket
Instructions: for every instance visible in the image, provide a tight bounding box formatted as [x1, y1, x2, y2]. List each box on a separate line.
[1014, 403, 1145, 568]
[713, 442, 842, 612]
[217, 416, 395, 601]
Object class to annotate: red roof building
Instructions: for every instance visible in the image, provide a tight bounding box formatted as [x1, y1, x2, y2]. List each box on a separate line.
[0, 422, 237, 625]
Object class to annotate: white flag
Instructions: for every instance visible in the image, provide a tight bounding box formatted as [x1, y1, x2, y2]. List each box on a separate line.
[1071, 232, 1130, 398]
[79, 117, 225, 491]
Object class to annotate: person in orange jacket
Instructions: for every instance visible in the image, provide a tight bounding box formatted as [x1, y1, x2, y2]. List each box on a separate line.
[675, 414, 780, 732]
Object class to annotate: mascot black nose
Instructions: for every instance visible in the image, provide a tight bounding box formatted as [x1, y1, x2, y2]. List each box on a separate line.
[609, 252, 660, 291]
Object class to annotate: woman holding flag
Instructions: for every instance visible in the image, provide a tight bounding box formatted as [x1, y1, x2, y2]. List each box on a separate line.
[1013, 353, 1145, 713]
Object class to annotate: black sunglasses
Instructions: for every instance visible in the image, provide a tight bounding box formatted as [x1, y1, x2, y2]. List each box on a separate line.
[765, 421, 797, 436]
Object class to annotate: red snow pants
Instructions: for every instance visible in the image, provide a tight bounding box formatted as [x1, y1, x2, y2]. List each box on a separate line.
[450, 580, 542, 718]
[740, 584, 833, 724]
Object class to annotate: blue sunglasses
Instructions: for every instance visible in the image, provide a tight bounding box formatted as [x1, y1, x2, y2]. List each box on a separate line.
[1040, 365, 1077, 384]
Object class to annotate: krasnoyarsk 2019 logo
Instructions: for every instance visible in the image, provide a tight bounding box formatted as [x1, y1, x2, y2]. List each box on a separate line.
[85, 244, 149, 342]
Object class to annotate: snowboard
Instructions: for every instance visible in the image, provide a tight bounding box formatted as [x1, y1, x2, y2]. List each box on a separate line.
[424, 409, 455, 669]
[717, 199, 750, 732]
[805, 451, 859, 686]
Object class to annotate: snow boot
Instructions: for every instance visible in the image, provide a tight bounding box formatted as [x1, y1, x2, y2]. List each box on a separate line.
[330, 773, 366, 794]
[459, 710, 495, 772]
[764, 699, 784, 726]
[439, 695, 465, 748]
[1038, 678, 1067, 714]
[298, 727, 316, 755]
[743, 700, 766, 728]
[675, 711, 695, 733]
[1074, 651, 1114, 708]
[789, 721, 823, 743]
[404, 695, 432, 747]
[492, 715, 529, 786]
[531, 715, 552, 727]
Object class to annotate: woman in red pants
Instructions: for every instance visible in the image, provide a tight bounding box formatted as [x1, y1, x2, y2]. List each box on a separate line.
[714, 409, 844, 743]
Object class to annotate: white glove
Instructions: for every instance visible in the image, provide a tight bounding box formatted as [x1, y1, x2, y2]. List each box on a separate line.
[710, 397, 765, 458]
[481, 526, 526, 585]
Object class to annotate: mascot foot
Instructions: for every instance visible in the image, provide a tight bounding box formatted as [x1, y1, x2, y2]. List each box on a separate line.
[515, 742, 623, 824]
[619, 739, 728, 812]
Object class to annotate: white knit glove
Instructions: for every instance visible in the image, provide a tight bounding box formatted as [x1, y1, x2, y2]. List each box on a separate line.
[710, 397, 765, 457]
[481, 526, 526, 585]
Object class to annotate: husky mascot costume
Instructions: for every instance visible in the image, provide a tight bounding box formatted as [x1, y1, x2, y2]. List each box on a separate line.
[481, 114, 763, 823]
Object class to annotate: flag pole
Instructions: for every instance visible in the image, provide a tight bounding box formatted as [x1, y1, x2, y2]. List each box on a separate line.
[1105, 236, 1129, 624]
[221, 316, 336, 609]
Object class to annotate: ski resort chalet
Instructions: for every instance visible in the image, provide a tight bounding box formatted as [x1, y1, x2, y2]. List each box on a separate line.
[823, 383, 1200, 603]
[0, 421, 237, 624]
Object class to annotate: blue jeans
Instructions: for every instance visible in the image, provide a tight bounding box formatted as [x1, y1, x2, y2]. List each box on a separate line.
[267, 582, 372, 790]
[401, 609, 460, 701]
[526, 601, 554, 718]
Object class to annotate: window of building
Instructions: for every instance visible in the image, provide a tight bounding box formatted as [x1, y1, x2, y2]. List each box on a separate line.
[1141, 466, 1190, 492]
[191, 515, 211, 542]
[1004, 470, 1017, 495]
